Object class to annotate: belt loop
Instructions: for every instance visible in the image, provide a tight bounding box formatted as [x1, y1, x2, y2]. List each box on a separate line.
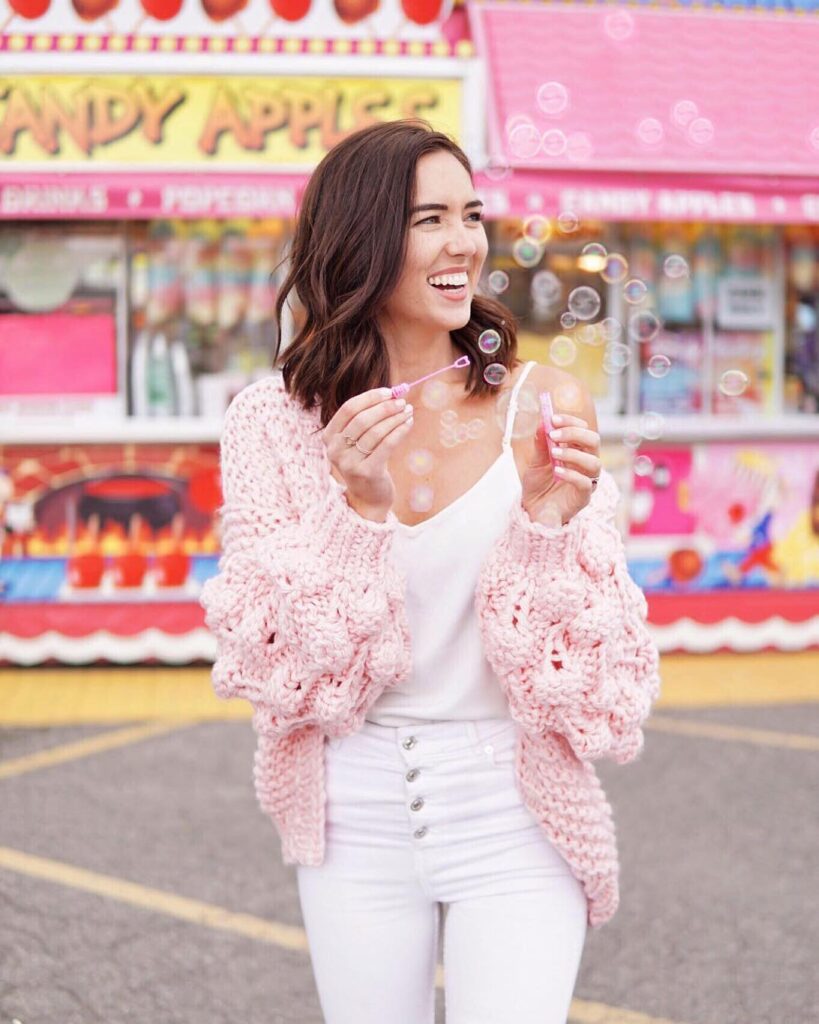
[465, 721, 481, 747]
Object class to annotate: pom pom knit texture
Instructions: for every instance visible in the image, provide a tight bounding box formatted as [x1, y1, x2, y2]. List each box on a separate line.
[200, 374, 661, 929]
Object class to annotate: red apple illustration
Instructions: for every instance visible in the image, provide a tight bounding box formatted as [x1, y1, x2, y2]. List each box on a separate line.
[269, 0, 310, 19]
[401, 0, 443, 25]
[139, 0, 184, 19]
[333, 0, 377, 24]
[7, 0, 51, 19]
[71, 0, 118, 19]
[201, 0, 248, 21]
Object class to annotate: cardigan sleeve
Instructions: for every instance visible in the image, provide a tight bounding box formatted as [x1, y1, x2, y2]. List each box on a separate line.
[475, 470, 661, 765]
[199, 380, 411, 737]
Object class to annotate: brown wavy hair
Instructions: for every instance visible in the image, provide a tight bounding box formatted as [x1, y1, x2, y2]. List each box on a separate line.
[273, 118, 520, 431]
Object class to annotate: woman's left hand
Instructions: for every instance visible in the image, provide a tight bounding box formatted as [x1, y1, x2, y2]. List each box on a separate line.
[521, 413, 603, 527]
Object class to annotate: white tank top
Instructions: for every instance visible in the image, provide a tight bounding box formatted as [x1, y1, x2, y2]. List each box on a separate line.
[366, 360, 538, 726]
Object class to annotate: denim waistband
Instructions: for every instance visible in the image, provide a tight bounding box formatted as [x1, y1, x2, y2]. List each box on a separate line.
[352, 717, 519, 758]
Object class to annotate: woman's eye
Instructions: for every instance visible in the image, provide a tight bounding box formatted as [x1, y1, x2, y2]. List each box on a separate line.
[468, 213, 485, 223]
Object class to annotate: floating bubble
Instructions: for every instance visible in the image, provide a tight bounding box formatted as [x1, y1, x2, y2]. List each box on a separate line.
[647, 354, 672, 378]
[467, 418, 486, 440]
[420, 379, 450, 410]
[549, 335, 577, 367]
[505, 114, 534, 137]
[513, 237, 543, 269]
[531, 270, 562, 303]
[566, 132, 593, 162]
[634, 454, 654, 477]
[582, 242, 608, 259]
[624, 278, 648, 304]
[663, 254, 689, 279]
[456, 423, 470, 443]
[639, 410, 665, 440]
[560, 311, 577, 330]
[536, 81, 569, 116]
[405, 448, 435, 475]
[478, 328, 502, 355]
[409, 484, 434, 513]
[554, 380, 584, 411]
[508, 123, 542, 160]
[600, 317, 623, 343]
[637, 118, 664, 146]
[567, 285, 601, 321]
[687, 117, 714, 146]
[630, 311, 661, 343]
[541, 129, 567, 157]
[483, 362, 508, 386]
[601, 253, 629, 283]
[719, 369, 749, 397]
[604, 10, 635, 40]
[484, 156, 512, 182]
[603, 342, 631, 374]
[810, 126, 819, 152]
[440, 409, 458, 426]
[557, 211, 580, 233]
[494, 385, 541, 439]
[523, 215, 552, 245]
[577, 322, 604, 346]
[623, 429, 642, 450]
[487, 270, 510, 294]
[672, 99, 698, 127]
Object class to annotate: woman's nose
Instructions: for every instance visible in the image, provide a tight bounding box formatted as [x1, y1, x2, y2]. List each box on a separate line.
[445, 224, 479, 257]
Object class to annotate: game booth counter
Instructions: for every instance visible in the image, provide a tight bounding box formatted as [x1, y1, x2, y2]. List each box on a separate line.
[1, 0, 819, 665]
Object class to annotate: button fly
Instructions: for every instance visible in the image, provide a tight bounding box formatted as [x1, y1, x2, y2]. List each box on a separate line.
[410, 797, 424, 812]
[402, 736, 417, 750]
[414, 826, 428, 839]
[405, 768, 420, 782]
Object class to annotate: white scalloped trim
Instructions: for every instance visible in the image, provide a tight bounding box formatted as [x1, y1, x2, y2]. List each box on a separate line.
[0, 629, 217, 666]
[650, 616, 819, 653]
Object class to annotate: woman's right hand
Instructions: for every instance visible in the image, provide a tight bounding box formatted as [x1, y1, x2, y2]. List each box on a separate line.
[322, 387, 415, 521]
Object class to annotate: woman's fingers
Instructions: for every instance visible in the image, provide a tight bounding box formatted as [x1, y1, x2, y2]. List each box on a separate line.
[553, 464, 595, 492]
[552, 446, 601, 479]
[549, 426, 600, 453]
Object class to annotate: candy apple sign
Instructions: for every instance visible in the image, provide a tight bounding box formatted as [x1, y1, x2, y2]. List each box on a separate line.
[139, 0, 184, 19]
[201, 0, 249, 21]
[402, 0, 445, 23]
[270, 0, 312, 18]
[333, 0, 378, 23]
[5, 0, 51, 18]
[71, 0, 118, 18]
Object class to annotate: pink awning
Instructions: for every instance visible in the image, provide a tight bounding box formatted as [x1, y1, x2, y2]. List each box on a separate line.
[0, 172, 307, 220]
[469, 1, 819, 218]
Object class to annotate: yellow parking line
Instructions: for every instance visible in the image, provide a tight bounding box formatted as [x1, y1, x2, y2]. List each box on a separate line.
[646, 715, 819, 752]
[0, 722, 194, 780]
[0, 845, 690, 1024]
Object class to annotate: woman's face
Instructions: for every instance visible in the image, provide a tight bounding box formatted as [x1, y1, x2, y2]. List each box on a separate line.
[380, 149, 488, 338]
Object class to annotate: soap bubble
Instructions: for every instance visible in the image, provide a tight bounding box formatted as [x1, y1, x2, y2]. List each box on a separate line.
[488, 270, 510, 294]
[513, 238, 543, 268]
[634, 454, 654, 477]
[531, 270, 562, 303]
[508, 123, 542, 160]
[494, 385, 541, 438]
[672, 100, 698, 127]
[687, 117, 714, 146]
[601, 253, 629, 283]
[483, 363, 508, 386]
[604, 10, 635, 40]
[560, 311, 577, 329]
[456, 423, 470, 443]
[630, 311, 661, 343]
[541, 129, 567, 157]
[582, 242, 608, 259]
[440, 409, 458, 425]
[603, 342, 631, 375]
[523, 215, 552, 245]
[467, 418, 486, 440]
[484, 156, 512, 182]
[639, 410, 665, 440]
[567, 285, 601, 321]
[577, 322, 604, 346]
[409, 484, 434, 512]
[600, 317, 623, 343]
[405, 448, 435, 475]
[566, 132, 593, 161]
[420, 379, 450, 410]
[549, 335, 577, 367]
[623, 429, 642, 449]
[536, 81, 569, 116]
[719, 369, 749, 397]
[663, 254, 689, 279]
[478, 328, 502, 355]
[637, 118, 664, 146]
[554, 380, 584, 411]
[557, 211, 580, 233]
[624, 278, 648, 304]
[647, 354, 672, 378]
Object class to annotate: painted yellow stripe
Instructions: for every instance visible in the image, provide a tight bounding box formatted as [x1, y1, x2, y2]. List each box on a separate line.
[655, 651, 819, 709]
[646, 715, 819, 752]
[0, 845, 690, 1024]
[0, 722, 193, 780]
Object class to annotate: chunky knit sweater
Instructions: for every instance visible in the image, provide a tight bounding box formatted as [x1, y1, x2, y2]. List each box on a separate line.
[200, 372, 661, 929]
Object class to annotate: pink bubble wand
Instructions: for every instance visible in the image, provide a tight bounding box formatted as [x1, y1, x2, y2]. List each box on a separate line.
[390, 354, 471, 399]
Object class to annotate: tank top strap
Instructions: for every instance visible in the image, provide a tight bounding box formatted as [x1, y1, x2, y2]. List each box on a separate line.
[501, 360, 538, 450]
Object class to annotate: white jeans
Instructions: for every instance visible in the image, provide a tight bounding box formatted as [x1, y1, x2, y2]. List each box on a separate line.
[295, 717, 588, 1024]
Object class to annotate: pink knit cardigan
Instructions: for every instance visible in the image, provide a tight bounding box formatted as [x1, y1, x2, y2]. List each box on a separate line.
[200, 373, 661, 928]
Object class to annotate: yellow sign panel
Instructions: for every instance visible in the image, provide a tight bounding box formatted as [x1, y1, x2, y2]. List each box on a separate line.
[0, 75, 462, 166]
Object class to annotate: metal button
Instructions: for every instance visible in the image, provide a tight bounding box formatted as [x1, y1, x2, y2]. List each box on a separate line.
[406, 768, 420, 782]
[402, 736, 417, 750]
[484, 744, 494, 755]
[410, 797, 424, 811]
[414, 826, 428, 839]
